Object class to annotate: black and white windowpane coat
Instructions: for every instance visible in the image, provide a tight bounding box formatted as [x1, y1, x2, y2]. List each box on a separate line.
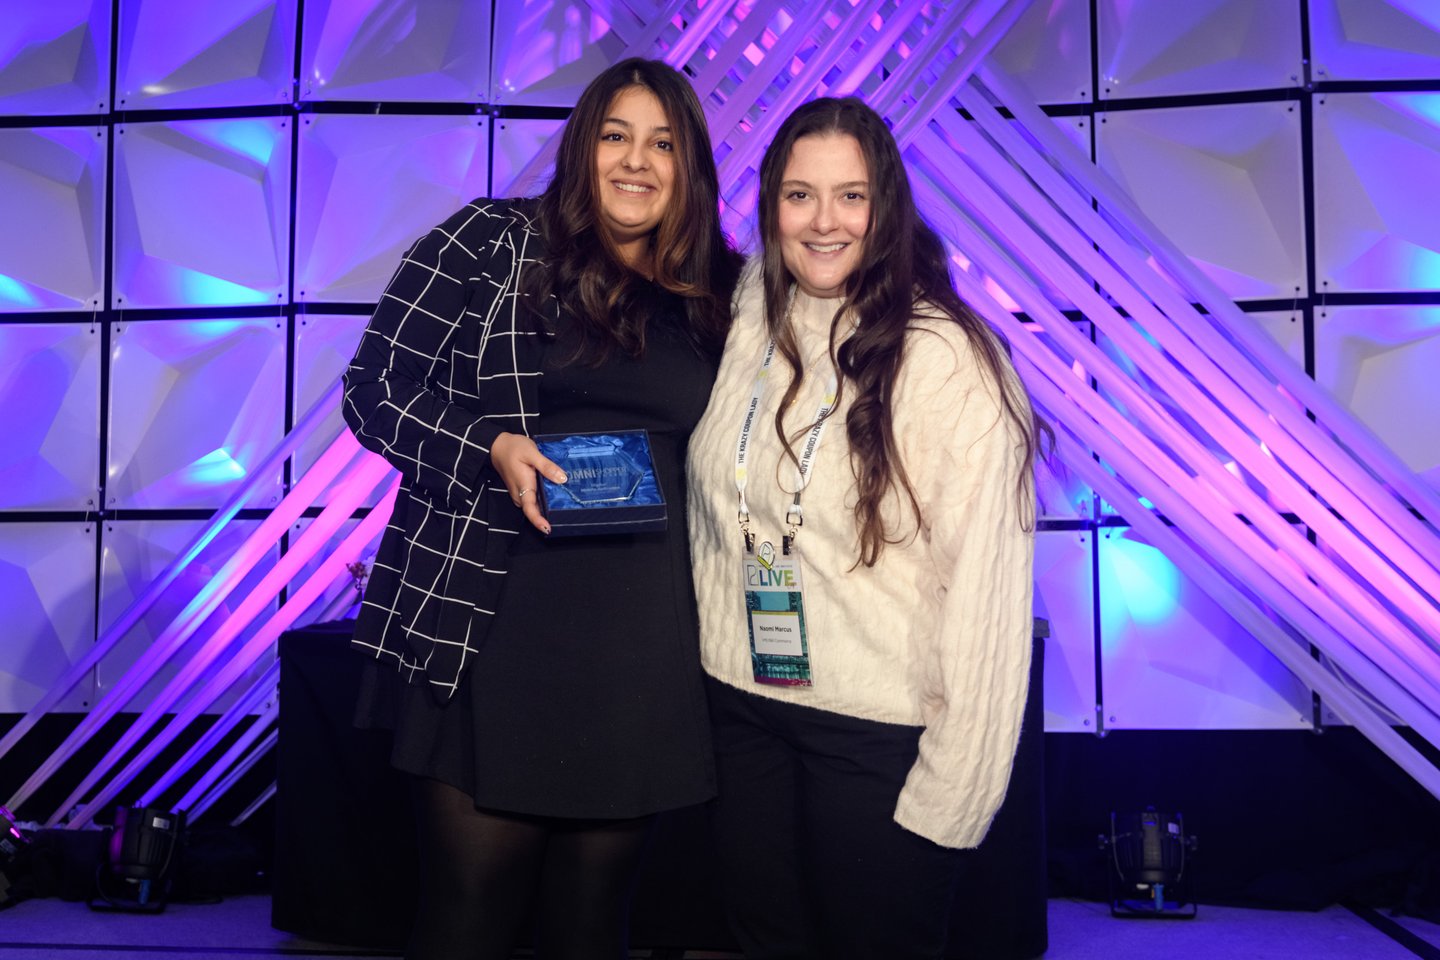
[342, 199, 551, 700]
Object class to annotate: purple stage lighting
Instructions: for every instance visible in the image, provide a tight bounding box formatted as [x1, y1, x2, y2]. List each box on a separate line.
[115, 0, 296, 111]
[0, 1, 112, 115]
[113, 118, 291, 309]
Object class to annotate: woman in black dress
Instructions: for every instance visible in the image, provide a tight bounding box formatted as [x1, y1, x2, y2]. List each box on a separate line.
[342, 58, 741, 960]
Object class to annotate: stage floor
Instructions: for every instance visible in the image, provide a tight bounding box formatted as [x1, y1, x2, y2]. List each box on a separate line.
[0, 895, 1435, 959]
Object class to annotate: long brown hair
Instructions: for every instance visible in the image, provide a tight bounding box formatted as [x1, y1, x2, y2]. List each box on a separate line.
[528, 58, 740, 358]
[757, 97, 1048, 566]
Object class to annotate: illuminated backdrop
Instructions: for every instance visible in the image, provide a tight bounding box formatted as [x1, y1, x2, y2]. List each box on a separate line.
[0, 0, 1438, 823]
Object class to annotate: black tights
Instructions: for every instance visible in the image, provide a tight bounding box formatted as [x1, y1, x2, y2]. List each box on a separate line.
[406, 778, 655, 960]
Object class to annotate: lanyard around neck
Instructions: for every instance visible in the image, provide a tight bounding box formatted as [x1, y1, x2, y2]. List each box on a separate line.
[733, 331, 838, 554]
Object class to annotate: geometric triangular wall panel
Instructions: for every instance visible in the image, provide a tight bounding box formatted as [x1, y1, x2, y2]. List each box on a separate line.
[0, 1, 112, 115]
[1097, 527, 1316, 730]
[1036, 529, 1098, 732]
[1097, 101, 1307, 300]
[113, 118, 292, 308]
[0, 126, 106, 312]
[0, 323, 101, 510]
[106, 318, 285, 509]
[115, 0, 296, 110]
[0, 523, 98, 712]
[97, 518, 276, 713]
[295, 114, 490, 303]
[492, 0, 629, 106]
[292, 313, 375, 506]
[1311, 0, 1440, 82]
[301, 0, 491, 102]
[1313, 92, 1440, 293]
[989, 0, 1092, 103]
[1314, 305, 1440, 491]
[1098, 0, 1302, 99]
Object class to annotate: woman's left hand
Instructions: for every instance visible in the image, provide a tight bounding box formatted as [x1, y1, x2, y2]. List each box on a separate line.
[490, 432, 567, 534]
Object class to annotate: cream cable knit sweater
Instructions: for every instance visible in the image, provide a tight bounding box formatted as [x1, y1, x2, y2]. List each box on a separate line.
[687, 269, 1035, 849]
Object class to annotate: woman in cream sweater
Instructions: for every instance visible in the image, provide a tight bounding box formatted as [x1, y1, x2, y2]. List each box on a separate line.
[687, 97, 1046, 959]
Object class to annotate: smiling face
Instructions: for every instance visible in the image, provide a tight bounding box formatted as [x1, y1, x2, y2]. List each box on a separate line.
[594, 86, 676, 267]
[776, 133, 870, 299]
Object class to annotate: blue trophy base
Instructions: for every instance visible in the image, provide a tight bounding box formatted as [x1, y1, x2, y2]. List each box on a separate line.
[533, 430, 667, 536]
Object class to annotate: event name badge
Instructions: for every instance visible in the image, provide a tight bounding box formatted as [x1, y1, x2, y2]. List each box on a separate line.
[534, 430, 666, 536]
[742, 539, 813, 686]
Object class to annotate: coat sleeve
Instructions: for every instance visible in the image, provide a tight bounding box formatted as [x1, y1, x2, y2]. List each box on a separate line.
[341, 205, 510, 509]
[891, 324, 1035, 849]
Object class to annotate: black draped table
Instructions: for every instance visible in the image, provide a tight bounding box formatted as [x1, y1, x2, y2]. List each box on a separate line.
[271, 618, 1048, 958]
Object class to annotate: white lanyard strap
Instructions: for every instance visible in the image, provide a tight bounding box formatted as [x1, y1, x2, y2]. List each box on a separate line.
[733, 337, 777, 535]
[782, 383, 837, 553]
[733, 336, 838, 553]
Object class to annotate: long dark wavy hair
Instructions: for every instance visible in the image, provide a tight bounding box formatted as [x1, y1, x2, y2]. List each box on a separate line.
[526, 58, 740, 359]
[757, 97, 1048, 566]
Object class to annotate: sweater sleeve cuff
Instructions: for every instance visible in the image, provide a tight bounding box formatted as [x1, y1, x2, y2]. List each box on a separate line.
[893, 780, 996, 850]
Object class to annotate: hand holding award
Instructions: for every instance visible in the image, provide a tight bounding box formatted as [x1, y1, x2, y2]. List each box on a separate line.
[534, 430, 666, 536]
[489, 431, 568, 535]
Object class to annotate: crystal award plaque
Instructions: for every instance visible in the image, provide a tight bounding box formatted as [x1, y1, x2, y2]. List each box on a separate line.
[533, 430, 666, 535]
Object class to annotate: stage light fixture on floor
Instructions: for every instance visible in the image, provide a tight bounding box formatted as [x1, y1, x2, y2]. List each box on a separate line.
[0, 805, 33, 910]
[1099, 807, 1198, 918]
[90, 806, 185, 914]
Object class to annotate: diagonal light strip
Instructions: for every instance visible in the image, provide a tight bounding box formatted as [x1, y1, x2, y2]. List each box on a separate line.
[50, 455, 395, 827]
[136, 660, 279, 808]
[1042, 410, 1440, 795]
[0, 382, 342, 771]
[907, 108, 1440, 647]
[231, 781, 277, 827]
[914, 166, 1440, 733]
[7, 422, 368, 814]
[62, 478, 401, 829]
[948, 79, 1440, 611]
[856, 37, 1440, 791]
[187, 727, 278, 823]
[887, 0, 1033, 151]
[941, 235, 1440, 766]
[707, 1, 845, 185]
[906, 135, 1440, 722]
[171, 706, 278, 815]
[47, 0, 1439, 828]
[715, 0, 902, 188]
[505, 0, 732, 195]
[689, 5, 778, 99]
[975, 58, 1440, 528]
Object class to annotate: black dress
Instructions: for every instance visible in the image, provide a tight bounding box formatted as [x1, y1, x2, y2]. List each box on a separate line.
[360, 288, 717, 819]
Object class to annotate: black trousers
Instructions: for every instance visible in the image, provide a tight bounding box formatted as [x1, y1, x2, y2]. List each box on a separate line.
[705, 676, 964, 960]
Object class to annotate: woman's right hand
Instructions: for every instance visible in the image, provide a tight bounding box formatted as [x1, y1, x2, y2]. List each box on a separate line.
[490, 432, 568, 535]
